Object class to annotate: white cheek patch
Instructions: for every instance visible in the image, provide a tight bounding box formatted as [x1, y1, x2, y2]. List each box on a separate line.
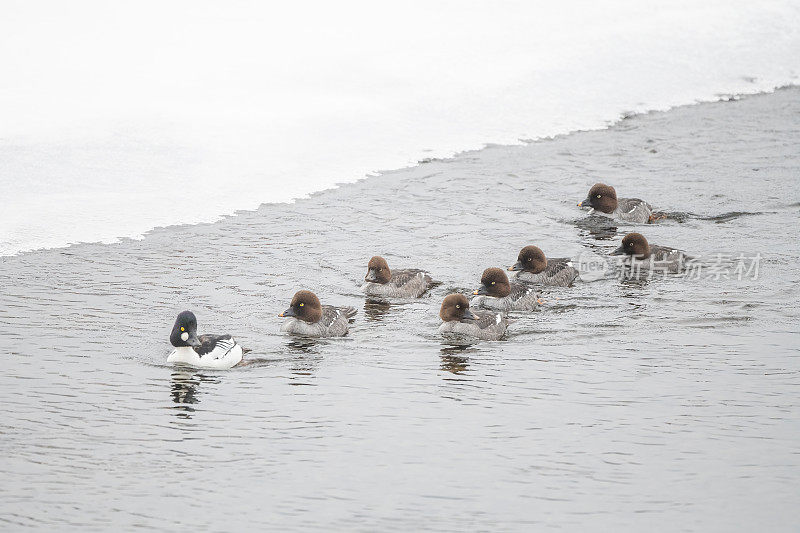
[180, 332, 189, 342]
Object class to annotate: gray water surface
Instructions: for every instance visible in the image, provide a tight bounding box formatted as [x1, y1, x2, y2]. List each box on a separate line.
[1, 89, 799, 531]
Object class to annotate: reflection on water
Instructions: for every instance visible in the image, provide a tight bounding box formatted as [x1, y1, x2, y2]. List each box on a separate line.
[285, 339, 322, 384]
[0, 90, 798, 530]
[363, 298, 392, 321]
[285, 338, 320, 354]
[572, 215, 619, 240]
[170, 370, 221, 418]
[618, 276, 652, 290]
[440, 344, 475, 375]
[289, 362, 319, 385]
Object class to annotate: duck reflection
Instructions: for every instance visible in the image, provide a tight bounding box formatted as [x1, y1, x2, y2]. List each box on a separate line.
[286, 338, 320, 354]
[619, 270, 653, 287]
[363, 298, 392, 321]
[440, 344, 478, 375]
[170, 370, 221, 419]
[284, 339, 322, 384]
[573, 215, 619, 240]
[619, 274, 651, 294]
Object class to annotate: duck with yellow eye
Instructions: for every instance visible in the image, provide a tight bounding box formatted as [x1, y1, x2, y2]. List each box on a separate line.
[167, 310, 247, 369]
[361, 255, 436, 298]
[507, 245, 579, 287]
[470, 267, 543, 313]
[610, 232, 691, 273]
[438, 293, 509, 341]
[279, 290, 357, 338]
[578, 182, 654, 224]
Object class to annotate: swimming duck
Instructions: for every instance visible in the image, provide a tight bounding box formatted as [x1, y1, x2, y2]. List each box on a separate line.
[471, 267, 542, 312]
[508, 245, 579, 287]
[438, 293, 509, 341]
[361, 256, 435, 298]
[579, 183, 654, 224]
[611, 232, 690, 273]
[279, 290, 357, 337]
[167, 311, 246, 369]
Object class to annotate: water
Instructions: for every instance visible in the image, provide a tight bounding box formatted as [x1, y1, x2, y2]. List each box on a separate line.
[1, 89, 798, 530]
[2, 0, 800, 255]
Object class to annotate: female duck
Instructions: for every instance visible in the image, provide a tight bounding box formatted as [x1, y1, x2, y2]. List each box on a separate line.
[279, 290, 357, 337]
[471, 267, 542, 312]
[508, 245, 579, 287]
[438, 293, 509, 341]
[579, 183, 654, 224]
[361, 256, 435, 298]
[611, 232, 690, 273]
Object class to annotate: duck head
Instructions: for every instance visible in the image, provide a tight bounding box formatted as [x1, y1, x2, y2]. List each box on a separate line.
[473, 267, 511, 298]
[364, 256, 391, 284]
[611, 232, 651, 259]
[439, 293, 477, 323]
[508, 245, 548, 274]
[170, 310, 201, 348]
[280, 290, 323, 323]
[579, 183, 618, 214]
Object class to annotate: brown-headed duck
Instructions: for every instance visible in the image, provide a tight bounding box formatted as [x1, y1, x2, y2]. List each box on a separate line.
[279, 290, 357, 337]
[438, 293, 509, 341]
[611, 232, 690, 273]
[361, 256, 435, 298]
[579, 183, 655, 224]
[471, 267, 542, 312]
[508, 245, 579, 287]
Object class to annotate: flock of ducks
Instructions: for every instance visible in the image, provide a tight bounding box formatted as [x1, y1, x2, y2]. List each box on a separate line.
[167, 182, 690, 369]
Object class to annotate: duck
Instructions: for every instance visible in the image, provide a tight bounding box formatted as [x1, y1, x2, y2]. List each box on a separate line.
[279, 290, 357, 337]
[167, 311, 246, 369]
[470, 267, 542, 312]
[610, 232, 690, 273]
[578, 183, 654, 224]
[507, 245, 579, 287]
[361, 256, 435, 298]
[438, 293, 509, 341]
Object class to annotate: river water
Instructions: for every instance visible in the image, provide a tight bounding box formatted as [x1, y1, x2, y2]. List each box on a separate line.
[1, 89, 798, 531]
[2, 1, 799, 256]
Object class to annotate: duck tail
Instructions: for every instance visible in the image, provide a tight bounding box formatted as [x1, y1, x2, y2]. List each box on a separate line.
[343, 306, 358, 319]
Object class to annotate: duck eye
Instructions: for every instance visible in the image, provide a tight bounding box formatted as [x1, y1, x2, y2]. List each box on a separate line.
[596, 194, 601, 198]
[180, 327, 185, 332]
[491, 281, 495, 285]
[456, 304, 460, 309]
[628, 242, 633, 247]
[299, 302, 304, 307]
[527, 258, 531, 261]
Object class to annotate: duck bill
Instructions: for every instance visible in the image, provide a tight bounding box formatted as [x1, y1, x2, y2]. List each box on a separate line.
[610, 245, 626, 256]
[461, 309, 477, 321]
[578, 197, 592, 208]
[187, 332, 201, 347]
[364, 269, 378, 282]
[473, 286, 489, 296]
[508, 261, 523, 272]
[279, 307, 296, 318]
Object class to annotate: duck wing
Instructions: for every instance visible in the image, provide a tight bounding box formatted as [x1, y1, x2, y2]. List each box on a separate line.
[471, 311, 505, 330]
[195, 334, 237, 359]
[391, 269, 429, 286]
[544, 258, 579, 285]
